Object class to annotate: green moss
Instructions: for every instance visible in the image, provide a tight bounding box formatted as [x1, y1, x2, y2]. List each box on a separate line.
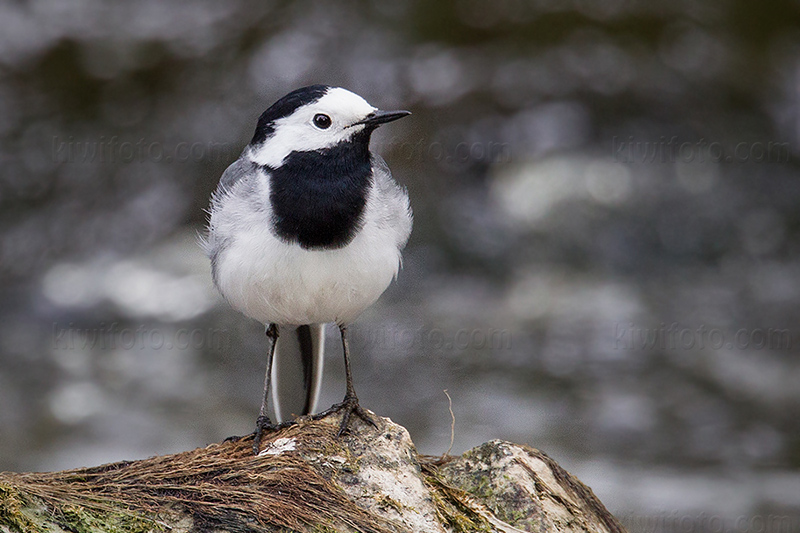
[308, 434, 362, 477]
[469, 474, 494, 501]
[423, 474, 492, 533]
[0, 485, 39, 533]
[56, 504, 161, 533]
[376, 495, 405, 514]
[309, 523, 342, 533]
[0, 482, 161, 533]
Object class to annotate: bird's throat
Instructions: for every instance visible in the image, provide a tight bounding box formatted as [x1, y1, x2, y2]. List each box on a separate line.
[267, 140, 372, 250]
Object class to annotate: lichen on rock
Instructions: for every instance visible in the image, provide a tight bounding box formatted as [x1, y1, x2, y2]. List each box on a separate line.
[435, 440, 626, 533]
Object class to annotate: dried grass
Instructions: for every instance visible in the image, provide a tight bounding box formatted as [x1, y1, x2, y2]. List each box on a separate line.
[0, 419, 397, 533]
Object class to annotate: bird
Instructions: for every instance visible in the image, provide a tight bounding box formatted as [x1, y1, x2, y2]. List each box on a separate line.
[203, 85, 412, 454]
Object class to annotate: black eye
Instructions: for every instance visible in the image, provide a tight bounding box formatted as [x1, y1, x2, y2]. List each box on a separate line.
[313, 113, 332, 129]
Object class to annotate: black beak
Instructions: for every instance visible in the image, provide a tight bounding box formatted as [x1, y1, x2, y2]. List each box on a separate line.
[354, 109, 411, 127]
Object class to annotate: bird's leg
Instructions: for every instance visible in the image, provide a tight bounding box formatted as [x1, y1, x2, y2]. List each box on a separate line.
[253, 323, 280, 454]
[313, 324, 376, 436]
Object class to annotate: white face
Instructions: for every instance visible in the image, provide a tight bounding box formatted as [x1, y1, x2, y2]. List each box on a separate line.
[247, 87, 377, 168]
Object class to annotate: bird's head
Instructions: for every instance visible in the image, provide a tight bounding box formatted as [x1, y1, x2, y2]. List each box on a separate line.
[247, 85, 410, 168]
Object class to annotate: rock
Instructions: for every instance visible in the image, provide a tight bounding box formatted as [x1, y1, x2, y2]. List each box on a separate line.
[438, 441, 625, 533]
[0, 412, 625, 533]
[325, 419, 447, 533]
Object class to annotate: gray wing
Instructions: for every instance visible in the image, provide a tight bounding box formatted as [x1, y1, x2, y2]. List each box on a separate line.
[203, 156, 260, 283]
[217, 156, 258, 196]
[370, 154, 413, 250]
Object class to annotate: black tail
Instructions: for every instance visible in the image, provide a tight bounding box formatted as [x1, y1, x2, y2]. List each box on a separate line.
[270, 324, 325, 421]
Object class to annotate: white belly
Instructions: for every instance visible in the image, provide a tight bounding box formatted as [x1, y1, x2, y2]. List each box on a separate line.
[213, 214, 402, 326]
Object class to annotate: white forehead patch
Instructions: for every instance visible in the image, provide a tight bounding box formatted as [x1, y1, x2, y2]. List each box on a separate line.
[248, 87, 377, 168]
[315, 87, 376, 123]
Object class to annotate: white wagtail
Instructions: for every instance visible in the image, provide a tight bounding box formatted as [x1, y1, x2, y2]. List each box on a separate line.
[204, 85, 412, 453]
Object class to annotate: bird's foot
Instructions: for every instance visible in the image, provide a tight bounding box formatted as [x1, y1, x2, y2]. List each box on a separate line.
[313, 395, 377, 437]
[227, 417, 297, 454]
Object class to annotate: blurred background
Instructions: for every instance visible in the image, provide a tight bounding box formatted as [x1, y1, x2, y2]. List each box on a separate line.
[1, 0, 799, 530]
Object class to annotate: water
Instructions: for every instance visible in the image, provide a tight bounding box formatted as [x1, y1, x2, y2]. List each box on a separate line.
[1, 1, 799, 529]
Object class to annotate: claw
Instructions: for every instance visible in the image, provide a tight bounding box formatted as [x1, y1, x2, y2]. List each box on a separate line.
[311, 325, 378, 437]
[313, 395, 377, 437]
[251, 415, 298, 454]
[253, 415, 279, 455]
